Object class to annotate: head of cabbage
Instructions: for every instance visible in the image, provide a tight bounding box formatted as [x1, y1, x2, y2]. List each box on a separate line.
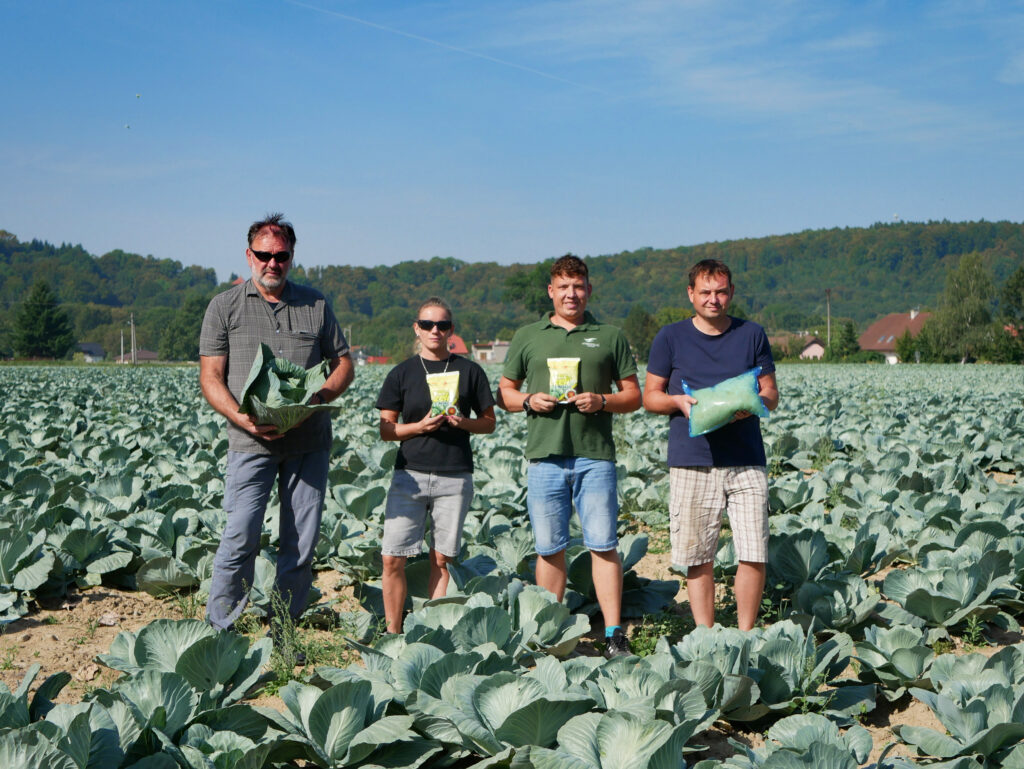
[238, 343, 341, 433]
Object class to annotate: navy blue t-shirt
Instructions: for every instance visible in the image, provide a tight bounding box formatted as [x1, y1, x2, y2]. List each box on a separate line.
[647, 317, 775, 467]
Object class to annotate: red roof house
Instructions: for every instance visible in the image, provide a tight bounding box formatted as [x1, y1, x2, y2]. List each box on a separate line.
[858, 310, 932, 363]
[448, 334, 469, 355]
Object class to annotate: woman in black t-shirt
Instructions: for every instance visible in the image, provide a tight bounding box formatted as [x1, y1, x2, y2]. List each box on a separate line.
[375, 297, 496, 633]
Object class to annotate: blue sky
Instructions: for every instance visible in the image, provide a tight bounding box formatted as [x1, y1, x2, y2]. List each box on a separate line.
[3, 0, 1023, 282]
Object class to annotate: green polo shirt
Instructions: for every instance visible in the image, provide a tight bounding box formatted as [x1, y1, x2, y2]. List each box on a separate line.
[503, 311, 637, 461]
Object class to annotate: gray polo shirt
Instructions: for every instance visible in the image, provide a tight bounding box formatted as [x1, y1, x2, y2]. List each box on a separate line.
[199, 278, 349, 455]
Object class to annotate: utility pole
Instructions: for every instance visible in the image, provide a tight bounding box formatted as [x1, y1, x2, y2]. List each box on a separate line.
[130, 312, 137, 365]
[826, 288, 832, 348]
[120, 329, 124, 364]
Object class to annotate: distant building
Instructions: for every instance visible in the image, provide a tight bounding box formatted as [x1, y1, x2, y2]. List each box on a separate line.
[76, 342, 105, 362]
[351, 347, 391, 365]
[767, 332, 822, 360]
[115, 349, 160, 363]
[858, 310, 932, 364]
[472, 340, 510, 364]
[448, 334, 469, 356]
[799, 337, 825, 360]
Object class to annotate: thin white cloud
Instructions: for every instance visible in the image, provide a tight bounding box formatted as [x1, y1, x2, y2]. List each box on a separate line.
[0, 144, 209, 182]
[802, 30, 884, 54]
[470, 0, 1022, 145]
[284, 0, 604, 92]
[926, 0, 1024, 87]
[999, 50, 1024, 83]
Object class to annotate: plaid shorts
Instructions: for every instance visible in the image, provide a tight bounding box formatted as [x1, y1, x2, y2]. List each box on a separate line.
[668, 466, 769, 568]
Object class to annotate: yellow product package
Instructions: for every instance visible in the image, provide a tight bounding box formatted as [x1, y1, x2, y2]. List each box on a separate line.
[547, 358, 580, 402]
[426, 371, 460, 416]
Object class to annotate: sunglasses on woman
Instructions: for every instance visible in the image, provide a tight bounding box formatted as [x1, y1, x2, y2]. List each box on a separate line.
[415, 319, 452, 332]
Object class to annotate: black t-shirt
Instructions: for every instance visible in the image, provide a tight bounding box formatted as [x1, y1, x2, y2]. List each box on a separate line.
[375, 355, 496, 472]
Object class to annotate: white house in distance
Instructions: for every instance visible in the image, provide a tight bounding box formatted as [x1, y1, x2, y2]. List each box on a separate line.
[472, 340, 510, 364]
[767, 332, 824, 360]
[799, 337, 825, 360]
[75, 342, 106, 362]
[858, 310, 932, 364]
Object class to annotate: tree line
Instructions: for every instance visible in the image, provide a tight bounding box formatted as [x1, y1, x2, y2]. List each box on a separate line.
[2, 220, 1023, 362]
[896, 253, 1024, 363]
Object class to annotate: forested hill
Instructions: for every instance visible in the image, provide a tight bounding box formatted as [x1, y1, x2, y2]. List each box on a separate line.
[0, 230, 218, 359]
[295, 220, 1024, 354]
[2, 220, 1022, 359]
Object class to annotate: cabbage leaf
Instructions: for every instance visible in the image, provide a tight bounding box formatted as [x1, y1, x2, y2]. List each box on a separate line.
[238, 343, 341, 433]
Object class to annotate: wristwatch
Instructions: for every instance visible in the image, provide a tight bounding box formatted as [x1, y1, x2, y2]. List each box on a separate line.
[523, 395, 533, 414]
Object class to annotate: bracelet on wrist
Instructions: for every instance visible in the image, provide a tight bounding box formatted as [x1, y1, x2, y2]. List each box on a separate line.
[599, 394, 607, 411]
[523, 395, 533, 413]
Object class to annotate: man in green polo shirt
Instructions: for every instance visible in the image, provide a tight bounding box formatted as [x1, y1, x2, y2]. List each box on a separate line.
[498, 254, 641, 658]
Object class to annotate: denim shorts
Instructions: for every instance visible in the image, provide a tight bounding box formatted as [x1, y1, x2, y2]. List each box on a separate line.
[382, 469, 473, 558]
[526, 457, 619, 555]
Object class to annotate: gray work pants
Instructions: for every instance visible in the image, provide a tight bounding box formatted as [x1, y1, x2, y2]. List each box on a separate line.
[205, 449, 329, 630]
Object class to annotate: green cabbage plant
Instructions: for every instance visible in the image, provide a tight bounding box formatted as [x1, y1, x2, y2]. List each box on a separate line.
[95, 619, 271, 709]
[854, 625, 934, 702]
[405, 670, 595, 758]
[239, 344, 341, 433]
[895, 684, 1024, 767]
[881, 550, 1020, 636]
[694, 713, 872, 769]
[274, 679, 439, 769]
[520, 710, 694, 769]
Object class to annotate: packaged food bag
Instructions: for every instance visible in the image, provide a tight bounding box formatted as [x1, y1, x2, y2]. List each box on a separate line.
[427, 371, 460, 416]
[547, 358, 580, 402]
[239, 343, 341, 433]
[682, 366, 769, 437]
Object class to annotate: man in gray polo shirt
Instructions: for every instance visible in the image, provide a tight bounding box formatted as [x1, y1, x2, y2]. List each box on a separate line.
[199, 213, 353, 639]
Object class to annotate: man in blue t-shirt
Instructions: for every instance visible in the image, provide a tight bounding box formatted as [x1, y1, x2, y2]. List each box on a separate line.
[643, 259, 778, 631]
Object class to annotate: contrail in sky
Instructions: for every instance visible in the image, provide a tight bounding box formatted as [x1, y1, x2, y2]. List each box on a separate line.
[286, 0, 603, 93]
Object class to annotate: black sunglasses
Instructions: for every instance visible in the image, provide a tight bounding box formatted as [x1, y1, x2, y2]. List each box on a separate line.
[415, 319, 452, 332]
[250, 249, 292, 263]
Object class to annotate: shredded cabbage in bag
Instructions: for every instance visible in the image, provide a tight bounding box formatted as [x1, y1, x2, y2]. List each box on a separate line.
[682, 366, 769, 437]
[238, 343, 341, 433]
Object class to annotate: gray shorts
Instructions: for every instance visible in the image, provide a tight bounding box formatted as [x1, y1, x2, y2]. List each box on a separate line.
[382, 469, 473, 558]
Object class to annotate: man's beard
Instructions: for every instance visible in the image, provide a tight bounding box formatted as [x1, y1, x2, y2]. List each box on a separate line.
[254, 271, 284, 291]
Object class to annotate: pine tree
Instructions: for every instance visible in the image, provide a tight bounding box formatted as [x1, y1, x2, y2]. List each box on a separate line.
[824, 320, 861, 360]
[14, 281, 76, 358]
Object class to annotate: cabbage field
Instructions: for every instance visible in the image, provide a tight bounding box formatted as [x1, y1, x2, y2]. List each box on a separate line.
[2, 363, 1024, 768]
